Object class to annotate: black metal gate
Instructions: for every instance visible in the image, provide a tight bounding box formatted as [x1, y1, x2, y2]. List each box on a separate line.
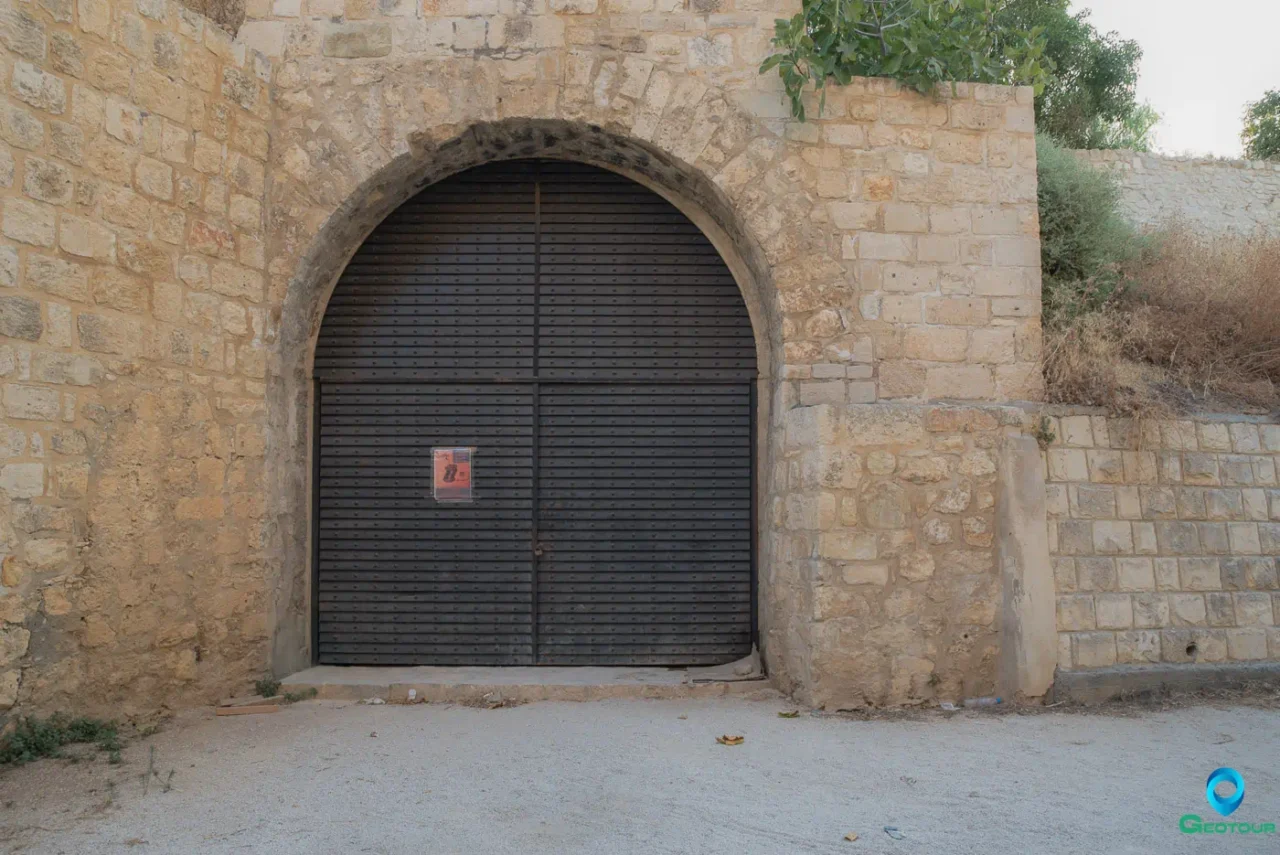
[314, 160, 756, 665]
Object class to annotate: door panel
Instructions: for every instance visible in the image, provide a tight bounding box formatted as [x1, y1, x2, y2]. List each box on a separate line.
[536, 161, 756, 383]
[314, 161, 536, 383]
[316, 384, 535, 664]
[535, 384, 753, 665]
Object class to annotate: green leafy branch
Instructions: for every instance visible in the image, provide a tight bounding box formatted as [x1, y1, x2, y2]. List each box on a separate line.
[1242, 90, 1280, 161]
[760, 0, 1049, 120]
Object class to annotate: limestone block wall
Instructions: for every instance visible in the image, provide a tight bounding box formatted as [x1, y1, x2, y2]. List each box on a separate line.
[1073, 149, 1280, 235]
[0, 0, 272, 716]
[1, 0, 1049, 719]
[1045, 411, 1280, 671]
[775, 403, 1032, 706]
[257, 0, 1043, 710]
[253, 3, 1046, 409]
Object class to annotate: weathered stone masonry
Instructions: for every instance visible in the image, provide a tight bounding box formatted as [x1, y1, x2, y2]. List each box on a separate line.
[1046, 411, 1280, 672]
[259, 0, 1046, 710]
[1, 0, 272, 718]
[2, 0, 1062, 718]
[1073, 149, 1280, 235]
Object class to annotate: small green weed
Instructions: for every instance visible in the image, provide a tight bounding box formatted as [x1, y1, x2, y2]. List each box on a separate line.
[1033, 415, 1057, 450]
[0, 714, 122, 766]
[281, 687, 318, 704]
[254, 677, 282, 698]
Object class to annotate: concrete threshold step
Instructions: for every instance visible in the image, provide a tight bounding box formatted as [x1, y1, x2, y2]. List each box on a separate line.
[281, 665, 774, 704]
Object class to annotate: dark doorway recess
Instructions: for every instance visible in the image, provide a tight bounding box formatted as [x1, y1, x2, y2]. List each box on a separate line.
[313, 160, 757, 666]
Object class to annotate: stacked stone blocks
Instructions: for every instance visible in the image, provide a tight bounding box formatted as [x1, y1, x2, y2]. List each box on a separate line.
[1072, 149, 1280, 235]
[1046, 413, 1280, 670]
[0, 0, 272, 715]
[775, 403, 1025, 706]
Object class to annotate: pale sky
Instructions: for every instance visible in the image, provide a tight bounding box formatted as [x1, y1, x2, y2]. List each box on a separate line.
[1070, 1, 1280, 158]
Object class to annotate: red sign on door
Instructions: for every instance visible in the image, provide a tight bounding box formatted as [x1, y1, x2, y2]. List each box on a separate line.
[433, 447, 474, 502]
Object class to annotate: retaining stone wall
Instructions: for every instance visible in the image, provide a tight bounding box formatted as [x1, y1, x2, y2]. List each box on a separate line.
[1072, 149, 1280, 235]
[1045, 412, 1280, 671]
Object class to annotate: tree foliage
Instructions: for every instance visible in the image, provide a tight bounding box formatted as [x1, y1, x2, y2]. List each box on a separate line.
[1242, 90, 1280, 161]
[760, 0, 1158, 150]
[1081, 102, 1159, 152]
[761, 0, 1049, 121]
[1035, 134, 1140, 324]
[997, 1, 1154, 150]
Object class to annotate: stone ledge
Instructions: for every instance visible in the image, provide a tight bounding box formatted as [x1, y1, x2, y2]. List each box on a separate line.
[1033, 402, 1278, 425]
[282, 665, 778, 704]
[1050, 662, 1280, 705]
[1071, 149, 1280, 172]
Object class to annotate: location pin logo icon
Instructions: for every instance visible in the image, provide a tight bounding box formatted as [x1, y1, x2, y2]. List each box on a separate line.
[1206, 768, 1245, 817]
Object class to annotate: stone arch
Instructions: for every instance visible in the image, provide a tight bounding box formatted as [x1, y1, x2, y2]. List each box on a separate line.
[267, 118, 785, 674]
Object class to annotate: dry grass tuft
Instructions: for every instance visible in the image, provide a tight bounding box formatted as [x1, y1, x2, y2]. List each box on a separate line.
[1045, 224, 1280, 415]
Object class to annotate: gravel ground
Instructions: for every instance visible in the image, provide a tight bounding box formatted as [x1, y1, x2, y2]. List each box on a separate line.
[2, 696, 1278, 854]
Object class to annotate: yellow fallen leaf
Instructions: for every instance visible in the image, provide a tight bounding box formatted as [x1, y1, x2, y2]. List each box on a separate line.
[844, 832, 859, 842]
[716, 734, 745, 745]
[778, 710, 800, 718]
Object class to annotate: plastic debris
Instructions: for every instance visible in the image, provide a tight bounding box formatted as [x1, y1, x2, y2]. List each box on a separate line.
[963, 696, 1002, 708]
[843, 832, 859, 842]
[407, 689, 418, 702]
[883, 827, 904, 840]
[778, 710, 800, 718]
[716, 735, 745, 746]
[939, 701, 958, 711]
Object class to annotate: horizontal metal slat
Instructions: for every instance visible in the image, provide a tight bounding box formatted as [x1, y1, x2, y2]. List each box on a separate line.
[316, 162, 755, 667]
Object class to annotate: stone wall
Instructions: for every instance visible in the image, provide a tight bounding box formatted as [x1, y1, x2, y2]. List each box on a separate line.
[258, 1, 1044, 711]
[2, 0, 1050, 720]
[1073, 149, 1280, 235]
[1045, 411, 1280, 672]
[0, 0, 273, 717]
[777, 402, 1046, 706]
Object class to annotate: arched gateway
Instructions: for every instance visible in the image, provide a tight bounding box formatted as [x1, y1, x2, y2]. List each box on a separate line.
[313, 160, 759, 667]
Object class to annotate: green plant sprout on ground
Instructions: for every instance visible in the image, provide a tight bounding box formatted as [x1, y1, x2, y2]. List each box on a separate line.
[282, 688, 319, 704]
[254, 677, 282, 698]
[1033, 415, 1056, 449]
[0, 715, 122, 766]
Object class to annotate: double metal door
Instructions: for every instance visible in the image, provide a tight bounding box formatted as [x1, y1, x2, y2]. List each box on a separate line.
[313, 160, 756, 665]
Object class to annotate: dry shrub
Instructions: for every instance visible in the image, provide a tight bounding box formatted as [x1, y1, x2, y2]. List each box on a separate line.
[1125, 226, 1280, 408]
[1045, 224, 1280, 415]
[1043, 307, 1174, 416]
